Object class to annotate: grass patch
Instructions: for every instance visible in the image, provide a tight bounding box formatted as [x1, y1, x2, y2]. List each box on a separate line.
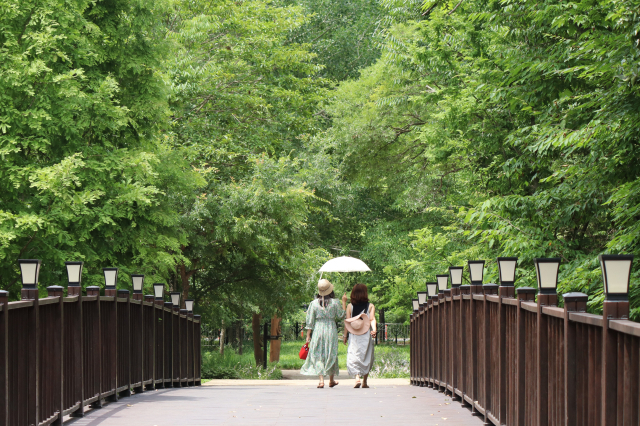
[201, 340, 409, 379]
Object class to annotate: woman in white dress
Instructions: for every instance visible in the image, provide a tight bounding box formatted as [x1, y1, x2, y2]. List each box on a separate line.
[343, 283, 377, 388]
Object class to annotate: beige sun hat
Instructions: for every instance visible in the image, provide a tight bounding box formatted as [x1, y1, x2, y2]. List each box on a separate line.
[344, 312, 371, 335]
[317, 279, 334, 296]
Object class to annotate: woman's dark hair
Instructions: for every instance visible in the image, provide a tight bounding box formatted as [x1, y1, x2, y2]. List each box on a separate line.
[317, 291, 334, 307]
[350, 284, 368, 304]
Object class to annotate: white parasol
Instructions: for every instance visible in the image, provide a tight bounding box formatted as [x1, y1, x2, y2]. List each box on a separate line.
[319, 256, 371, 273]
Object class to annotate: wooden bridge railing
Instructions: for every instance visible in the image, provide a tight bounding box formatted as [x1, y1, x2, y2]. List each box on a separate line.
[0, 286, 202, 426]
[410, 285, 640, 426]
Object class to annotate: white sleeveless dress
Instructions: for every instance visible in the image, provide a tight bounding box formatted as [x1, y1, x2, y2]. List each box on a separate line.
[346, 304, 375, 377]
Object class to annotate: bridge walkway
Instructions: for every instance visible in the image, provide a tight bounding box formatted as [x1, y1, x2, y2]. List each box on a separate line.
[65, 379, 483, 425]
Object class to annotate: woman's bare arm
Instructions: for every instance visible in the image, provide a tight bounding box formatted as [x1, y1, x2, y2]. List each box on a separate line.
[343, 304, 352, 345]
[369, 304, 377, 338]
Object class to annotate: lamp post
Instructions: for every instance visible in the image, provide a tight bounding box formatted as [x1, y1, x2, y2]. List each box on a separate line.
[599, 254, 633, 318]
[153, 283, 165, 306]
[131, 274, 144, 301]
[497, 257, 518, 298]
[534, 258, 561, 306]
[103, 268, 118, 296]
[598, 254, 633, 423]
[65, 261, 84, 296]
[19, 259, 41, 300]
[468, 260, 485, 294]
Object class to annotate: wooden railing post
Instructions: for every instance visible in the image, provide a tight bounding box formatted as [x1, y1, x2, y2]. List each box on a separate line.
[516, 287, 535, 426]
[444, 288, 452, 395]
[450, 286, 461, 400]
[144, 295, 155, 390]
[173, 305, 181, 388]
[118, 290, 131, 397]
[154, 298, 164, 389]
[194, 315, 202, 385]
[562, 292, 587, 426]
[0, 290, 8, 426]
[47, 286, 65, 425]
[469, 283, 483, 415]
[419, 304, 426, 387]
[164, 302, 173, 388]
[602, 298, 629, 426]
[427, 297, 434, 387]
[67, 284, 84, 418]
[483, 283, 498, 422]
[537, 290, 557, 426]
[86, 286, 102, 408]
[459, 284, 470, 407]
[410, 314, 414, 385]
[498, 284, 515, 424]
[22, 285, 40, 426]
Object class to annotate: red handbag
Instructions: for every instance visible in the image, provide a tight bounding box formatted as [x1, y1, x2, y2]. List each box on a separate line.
[299, 343, 309, 360]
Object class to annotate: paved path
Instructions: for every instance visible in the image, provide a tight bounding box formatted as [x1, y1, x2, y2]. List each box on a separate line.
[65, 381, 483, 426]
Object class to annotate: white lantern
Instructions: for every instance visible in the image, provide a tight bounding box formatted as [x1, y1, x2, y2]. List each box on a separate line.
[497, 257, 518, 286]
[18, 259, 41, 288]
[436, 275, 448, 293]
[65, 262, 83, 286]
[534, 258, 561, 294]
[103, 268, 118, 289]
[467, 260, 485, 285]
[449, 266, 463, 287]
[599, 254, 633, 300]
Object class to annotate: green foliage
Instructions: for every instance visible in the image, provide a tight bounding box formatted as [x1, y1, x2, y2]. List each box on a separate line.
[314, 0, 640, 322]
[0, 0, 193, 297]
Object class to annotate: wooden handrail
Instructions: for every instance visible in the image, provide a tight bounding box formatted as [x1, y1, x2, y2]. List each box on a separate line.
[0, 289, 202, 424]
[410, 288, 639, 426]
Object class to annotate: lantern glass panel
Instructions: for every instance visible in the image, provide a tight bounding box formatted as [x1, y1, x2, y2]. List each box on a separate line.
[417, 292, 427, 304]
[437, 275, 448, 292]
[65, 263, 82, 284]
[185, 299, 194, 312]
[103, 269, 118, 288]
[131, 275, 144, 292]
[468, 261, 485, 283]
[19, 260, 40, 286]
[426, 283, 437, 297]
[412, 299, 419, 311]
[170, 292, 181, 306]
[153, 283, 164, 299]
[449, 267, 463, 286]
[600, 257, 633, 294]
[498, 258, 517, 284]
[535, 260, 560, 290]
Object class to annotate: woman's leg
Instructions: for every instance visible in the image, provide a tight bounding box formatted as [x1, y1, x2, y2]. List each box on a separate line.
[329, 374, 338, 387]
[362, 374, 369, 388]
[318, 375, 324, 387]
[354, 374, 361, 387]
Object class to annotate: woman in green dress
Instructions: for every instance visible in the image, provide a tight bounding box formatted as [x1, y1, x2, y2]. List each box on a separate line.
[301, 279, 347, 388]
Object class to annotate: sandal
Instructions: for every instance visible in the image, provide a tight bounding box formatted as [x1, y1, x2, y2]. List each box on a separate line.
[329, 381, 339, 388]
[354, 381, 361, 388]
[317, 384, 324, 388]
[362, 383, 369, 388]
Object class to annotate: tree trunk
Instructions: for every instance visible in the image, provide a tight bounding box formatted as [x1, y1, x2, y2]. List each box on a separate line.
[179, 263, 194, 307]
[251, 313, 262, 365]
[269, 314, 282, 363]
[220, 320, 225, 356]
[237, 319, 243, 355]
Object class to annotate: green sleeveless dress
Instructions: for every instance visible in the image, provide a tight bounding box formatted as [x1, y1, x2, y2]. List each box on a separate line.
[300, 298, 345, 376]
